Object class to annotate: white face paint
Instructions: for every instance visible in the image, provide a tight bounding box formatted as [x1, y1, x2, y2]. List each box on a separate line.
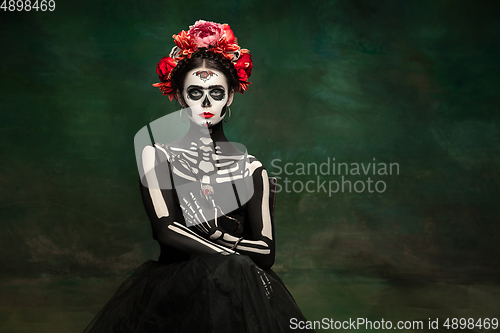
[182, 67, 230, 128]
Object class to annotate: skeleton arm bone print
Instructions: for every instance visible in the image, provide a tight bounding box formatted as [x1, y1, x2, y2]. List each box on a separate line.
[213, 163, 275, 270]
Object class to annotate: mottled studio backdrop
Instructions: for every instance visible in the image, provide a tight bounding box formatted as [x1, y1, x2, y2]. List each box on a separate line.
[1, 0, 499, 332]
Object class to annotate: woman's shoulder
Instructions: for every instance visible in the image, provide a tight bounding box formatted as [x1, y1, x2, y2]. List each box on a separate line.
[141, 143, 172, 163]
[246, 154, 260, 164]
[245, 154, 267, 177]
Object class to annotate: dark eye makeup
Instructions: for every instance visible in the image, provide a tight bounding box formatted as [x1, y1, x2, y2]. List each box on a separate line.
[187, 88, 203, 100]
[186, 85, 226, 101]
[210, 89, 225, 101]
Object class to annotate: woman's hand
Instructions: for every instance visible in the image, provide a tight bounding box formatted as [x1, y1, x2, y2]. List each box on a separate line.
[179, 191, 226, 241]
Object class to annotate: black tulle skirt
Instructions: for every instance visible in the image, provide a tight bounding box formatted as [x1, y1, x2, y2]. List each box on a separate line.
[83, 253, 313, 332]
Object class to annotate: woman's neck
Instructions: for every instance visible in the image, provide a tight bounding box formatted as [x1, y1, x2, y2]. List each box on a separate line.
[208, 121, 228, 143]
[186, 120, 228, 145]
[175, 119, 241, 156]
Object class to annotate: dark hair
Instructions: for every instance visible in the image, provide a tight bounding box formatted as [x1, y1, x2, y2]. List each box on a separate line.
[171, 51, 239, 93]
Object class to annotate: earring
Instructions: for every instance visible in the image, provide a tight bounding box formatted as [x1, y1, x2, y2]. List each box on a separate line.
[180, 109, 187, 123]
[224, 106, 232, 123]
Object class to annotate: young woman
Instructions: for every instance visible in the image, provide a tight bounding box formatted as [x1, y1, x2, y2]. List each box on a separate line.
[84, 20, 313, 333]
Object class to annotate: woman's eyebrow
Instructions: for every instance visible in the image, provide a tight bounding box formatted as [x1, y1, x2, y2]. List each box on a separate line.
[187, 85, 224, 90]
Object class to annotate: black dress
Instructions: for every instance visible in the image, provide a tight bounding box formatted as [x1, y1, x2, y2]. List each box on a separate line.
[83, 143, 314, 332]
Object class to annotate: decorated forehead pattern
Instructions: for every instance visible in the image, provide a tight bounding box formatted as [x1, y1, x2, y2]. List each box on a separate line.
[193, 70, 218, 82]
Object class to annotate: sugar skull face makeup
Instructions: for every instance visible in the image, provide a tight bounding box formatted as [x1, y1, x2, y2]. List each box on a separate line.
[182, 67, 231, 127]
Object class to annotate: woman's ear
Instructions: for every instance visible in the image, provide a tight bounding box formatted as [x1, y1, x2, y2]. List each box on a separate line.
[176, 90, 187, 108]
[227, 89, 235, 107]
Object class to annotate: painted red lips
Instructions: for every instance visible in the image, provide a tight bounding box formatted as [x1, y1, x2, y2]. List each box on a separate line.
[200, 112, 214, 119]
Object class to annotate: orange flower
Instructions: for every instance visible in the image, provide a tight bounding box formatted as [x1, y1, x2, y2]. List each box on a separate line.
[173, 30, 198, 58]
[238, 81, 251, 94]
[211, 37, 240, 60]
[152, 81, 176, 101]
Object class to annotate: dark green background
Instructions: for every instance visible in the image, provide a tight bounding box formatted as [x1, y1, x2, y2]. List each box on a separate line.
[1, 0, 499, 332]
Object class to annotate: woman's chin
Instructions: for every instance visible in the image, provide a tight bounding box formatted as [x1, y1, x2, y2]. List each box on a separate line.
[189, 121, 211, 130]
[192, 119, 221, 128]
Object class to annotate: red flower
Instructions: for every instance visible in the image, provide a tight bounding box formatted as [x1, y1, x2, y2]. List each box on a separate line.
[222, 24, 236, 44]
[156, 56, 177, 82]
[234, 53, 253, 82]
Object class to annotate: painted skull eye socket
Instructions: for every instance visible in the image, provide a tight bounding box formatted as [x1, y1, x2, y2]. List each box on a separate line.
[209, 89, 225, 101]
[187, 88, 203, 100]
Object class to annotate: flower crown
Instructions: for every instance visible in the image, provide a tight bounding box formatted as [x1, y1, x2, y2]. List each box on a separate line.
[153, 20, 253, 101]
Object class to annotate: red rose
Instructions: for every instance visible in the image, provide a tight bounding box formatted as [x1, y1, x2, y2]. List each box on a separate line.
[156, 57, 176, 82]
[222, 24, 236, 44]
[234, 53, 253, 82]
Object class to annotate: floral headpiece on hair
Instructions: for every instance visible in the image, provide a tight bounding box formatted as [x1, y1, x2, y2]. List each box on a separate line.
[153, 20, 253, 101]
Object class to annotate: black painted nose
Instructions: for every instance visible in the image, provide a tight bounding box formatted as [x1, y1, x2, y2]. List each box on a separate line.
[202, 95, 211, 107]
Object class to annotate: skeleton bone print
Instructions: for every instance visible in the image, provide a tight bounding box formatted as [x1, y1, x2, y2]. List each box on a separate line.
[141, 136, 274, 270]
